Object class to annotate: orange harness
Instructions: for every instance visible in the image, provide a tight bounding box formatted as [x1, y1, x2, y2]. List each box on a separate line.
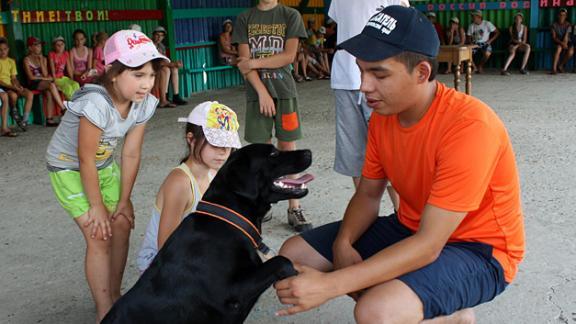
[195, 200, 271, 255]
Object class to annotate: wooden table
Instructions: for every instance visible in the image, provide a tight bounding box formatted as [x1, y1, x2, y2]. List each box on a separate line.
[437, 45, 476, 95]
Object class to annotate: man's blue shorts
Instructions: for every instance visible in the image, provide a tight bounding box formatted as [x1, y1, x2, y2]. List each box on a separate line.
[300, 214, 508, 319]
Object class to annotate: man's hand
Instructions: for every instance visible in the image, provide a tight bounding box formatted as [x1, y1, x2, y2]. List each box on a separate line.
[237, 57, 253, 75]
[111, 199, 135, 229]
[333, 239, 363, 300]
[274, 264, 337, 316]
[258, 91, 276, 117]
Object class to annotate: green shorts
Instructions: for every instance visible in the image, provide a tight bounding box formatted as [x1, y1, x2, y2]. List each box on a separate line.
[49, 162, 121, 218]
[244, 97, 303, 143]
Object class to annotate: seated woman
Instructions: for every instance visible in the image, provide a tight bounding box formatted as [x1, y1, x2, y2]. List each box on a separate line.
[218, 19, 238, 66]
[23, 36, 65, 126]
[501, 12, 531, 75]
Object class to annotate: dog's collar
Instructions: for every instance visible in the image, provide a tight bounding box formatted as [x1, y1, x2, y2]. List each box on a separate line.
[195, 201, 271, 255]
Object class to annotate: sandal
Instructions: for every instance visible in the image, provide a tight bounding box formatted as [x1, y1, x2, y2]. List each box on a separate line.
[46, 118, 59, 127]
[294, 74, 304, 83]
[1, 130, 18, 137]
[158, 101, 177, 108]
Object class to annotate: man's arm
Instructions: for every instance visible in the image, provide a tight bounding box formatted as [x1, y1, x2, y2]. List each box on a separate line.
[487, 27, 500, 45]
[331, 204, 466, 294]
[334, 177, 386, 247]
[275, 204, 466, 316]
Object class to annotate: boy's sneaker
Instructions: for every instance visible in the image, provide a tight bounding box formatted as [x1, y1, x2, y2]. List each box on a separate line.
[10, 107, 26, 131]
[171, 94, 188, 106]
[520, 69, 529, 75]
[287, 208, 313, 233]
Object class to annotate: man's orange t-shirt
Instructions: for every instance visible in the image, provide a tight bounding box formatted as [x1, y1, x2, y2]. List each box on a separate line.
[362, 82, 525, 283]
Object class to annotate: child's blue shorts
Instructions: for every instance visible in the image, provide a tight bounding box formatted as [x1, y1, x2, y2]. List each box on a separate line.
[300, 213, 508, 319]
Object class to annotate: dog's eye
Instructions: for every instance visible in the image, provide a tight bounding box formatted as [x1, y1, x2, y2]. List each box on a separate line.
[270, 151, 280, 157]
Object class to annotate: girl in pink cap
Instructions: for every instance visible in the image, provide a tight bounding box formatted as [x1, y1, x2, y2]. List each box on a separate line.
[45, 29, 169, 322]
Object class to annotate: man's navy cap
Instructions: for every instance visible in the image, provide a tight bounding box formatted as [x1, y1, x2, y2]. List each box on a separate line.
[339, 6, 440, 62]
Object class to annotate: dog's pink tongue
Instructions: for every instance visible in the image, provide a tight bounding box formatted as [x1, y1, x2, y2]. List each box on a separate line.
[279, 174, 314, 186]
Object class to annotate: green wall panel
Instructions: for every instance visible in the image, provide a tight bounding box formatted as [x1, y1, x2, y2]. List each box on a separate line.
[176, 45, 243, 97]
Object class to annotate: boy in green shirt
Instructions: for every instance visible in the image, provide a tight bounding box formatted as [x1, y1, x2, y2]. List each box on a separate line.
[233, 0, 312, 232]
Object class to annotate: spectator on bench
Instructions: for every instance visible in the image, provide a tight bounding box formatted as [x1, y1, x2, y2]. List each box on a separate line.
[92, 31, 108, 77]
[426, 12, 446, 45]
[70, 29, 96, 86]
[550, 8, 574, 74]
[152, 26, 187, 107]
[49, 36, 81, 100]
[501, 12, 531, 75]
[218, 19, 239, 66]
[467, 10, 500, 74]
[0, 37, 34, 131]
[23, 36, 66, 127]
[0, 89, 16, 137]
[445, 17, 466, 74]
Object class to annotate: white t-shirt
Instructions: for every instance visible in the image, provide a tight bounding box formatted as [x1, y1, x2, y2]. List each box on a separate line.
[328, 0, 409, 90]
[467, 20, 497, 44]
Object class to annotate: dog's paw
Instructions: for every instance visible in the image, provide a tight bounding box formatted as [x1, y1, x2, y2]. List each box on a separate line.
[273, 256, 298, 279]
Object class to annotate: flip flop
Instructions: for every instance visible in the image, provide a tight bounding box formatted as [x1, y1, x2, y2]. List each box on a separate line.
[158, 102, 177, 108]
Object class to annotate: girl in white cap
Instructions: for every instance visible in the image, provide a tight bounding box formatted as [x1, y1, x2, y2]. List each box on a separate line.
[45, 29, 169, 322]
[137, 101, 241, 273]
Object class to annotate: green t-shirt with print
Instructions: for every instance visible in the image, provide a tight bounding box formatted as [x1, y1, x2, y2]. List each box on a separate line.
[233, 4, 307, 101]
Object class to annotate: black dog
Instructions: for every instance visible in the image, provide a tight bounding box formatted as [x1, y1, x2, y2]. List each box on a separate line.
[102, 144, 312, 324]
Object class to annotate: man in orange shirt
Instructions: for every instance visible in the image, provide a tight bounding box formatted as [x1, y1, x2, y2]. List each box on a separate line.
[274, 6, 525, 323]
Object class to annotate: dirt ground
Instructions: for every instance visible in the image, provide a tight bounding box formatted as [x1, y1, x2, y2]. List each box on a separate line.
[1, 70, 575, 323]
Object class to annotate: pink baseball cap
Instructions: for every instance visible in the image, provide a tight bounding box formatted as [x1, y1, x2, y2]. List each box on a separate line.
[104, 30, 169, 67]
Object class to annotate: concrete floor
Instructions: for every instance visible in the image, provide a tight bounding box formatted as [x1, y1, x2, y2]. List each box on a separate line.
[1, 70, 575, 323]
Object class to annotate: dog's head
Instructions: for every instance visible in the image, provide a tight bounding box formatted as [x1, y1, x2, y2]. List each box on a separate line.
[203, 144, 312, 225]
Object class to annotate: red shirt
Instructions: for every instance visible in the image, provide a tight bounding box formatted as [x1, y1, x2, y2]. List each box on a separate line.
[49, 51, 69, 78]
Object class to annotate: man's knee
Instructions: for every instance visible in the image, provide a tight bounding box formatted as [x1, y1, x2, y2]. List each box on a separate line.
[279, 235, 306, 261]
[279, 235, 332, 271]
[354, 280, 423, 324]
[354, 295, 421, 324]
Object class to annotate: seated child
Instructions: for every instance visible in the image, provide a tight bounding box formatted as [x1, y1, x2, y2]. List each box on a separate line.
[293, 40, 312, 82]
[0, 37, 34, 131]
[49, 36, 80, 99]
[0, 89, 16, 137]
[92, 31, 108, 77]
[313, 26, 331, 78]
[137, 101, 241, 272]
[69, 29, 96, 85]
[218, 19, 239, 66]
[151, 26, 187, 107]
[23, 36, 66, 126]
